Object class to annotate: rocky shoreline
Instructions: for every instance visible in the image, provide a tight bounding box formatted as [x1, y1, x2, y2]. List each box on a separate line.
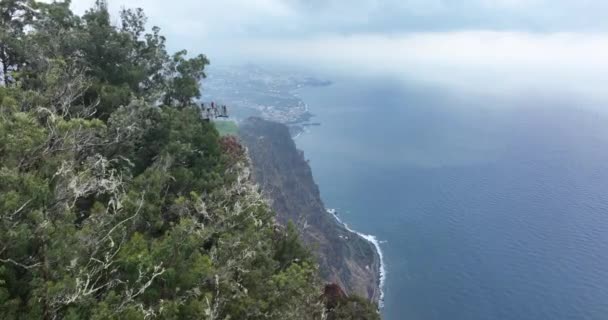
[326, 208, 386, 307]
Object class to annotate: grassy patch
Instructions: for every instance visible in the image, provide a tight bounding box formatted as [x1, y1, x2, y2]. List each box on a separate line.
[214, 120, 239, 136]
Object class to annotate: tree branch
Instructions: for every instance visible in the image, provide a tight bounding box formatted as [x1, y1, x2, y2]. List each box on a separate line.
[0, 258, 41, 270]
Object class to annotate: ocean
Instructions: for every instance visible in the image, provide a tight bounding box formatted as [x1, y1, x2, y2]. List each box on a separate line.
[293, 77, 608, 320]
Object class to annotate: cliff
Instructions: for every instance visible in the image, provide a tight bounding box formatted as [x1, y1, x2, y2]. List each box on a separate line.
[239, 117, 382, 302]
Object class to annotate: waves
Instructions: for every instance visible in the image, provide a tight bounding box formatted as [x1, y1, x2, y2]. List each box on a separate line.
[326, 208, 386, 307]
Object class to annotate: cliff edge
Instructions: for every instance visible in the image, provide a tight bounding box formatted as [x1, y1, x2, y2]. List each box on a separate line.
[239, 117, 381, 302]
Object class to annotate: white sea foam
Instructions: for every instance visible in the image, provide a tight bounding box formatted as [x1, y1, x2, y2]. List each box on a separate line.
[326, 208, 386, 307]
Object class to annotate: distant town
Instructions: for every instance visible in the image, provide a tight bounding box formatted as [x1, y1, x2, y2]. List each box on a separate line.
[201, 65, 331, 136]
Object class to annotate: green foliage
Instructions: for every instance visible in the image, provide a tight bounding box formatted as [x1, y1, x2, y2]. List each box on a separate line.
[275, 222, 314, 270]
[163, 50, 210, 107]
[0, 1, 380, 319]
[328, 295, 381, 320]
[214, 120, 239, 136]
[0, 0, 35, 85]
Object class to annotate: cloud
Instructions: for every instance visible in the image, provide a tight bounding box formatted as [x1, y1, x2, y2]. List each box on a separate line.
[64, 1, 608, 103]
[70, 0, 293, 37]
[68, 0, 608, 38]
[232, 31, 608, 101]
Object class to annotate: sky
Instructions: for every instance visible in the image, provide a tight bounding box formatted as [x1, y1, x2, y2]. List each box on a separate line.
[69, 0, 608, 102]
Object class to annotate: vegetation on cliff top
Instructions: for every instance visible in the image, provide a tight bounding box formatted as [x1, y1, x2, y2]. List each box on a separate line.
[0, 0, 379, 319]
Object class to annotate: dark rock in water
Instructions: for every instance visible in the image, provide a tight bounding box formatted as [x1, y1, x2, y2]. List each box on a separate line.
[239, 117, 381, 303]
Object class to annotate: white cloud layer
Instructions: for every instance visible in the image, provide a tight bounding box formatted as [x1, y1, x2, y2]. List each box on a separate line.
[64, 1, 608, 103]
[230, 31, 608, 102]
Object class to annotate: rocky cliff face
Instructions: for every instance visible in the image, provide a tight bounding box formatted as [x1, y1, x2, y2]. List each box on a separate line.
[239, 117, 381, 302]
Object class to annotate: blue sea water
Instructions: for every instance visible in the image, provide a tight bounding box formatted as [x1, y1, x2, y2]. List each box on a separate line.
[294, 78, 608, 320]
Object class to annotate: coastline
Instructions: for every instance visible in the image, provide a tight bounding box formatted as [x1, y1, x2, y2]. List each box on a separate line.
[240, 117, 384, 304]
[297, 88, 385, 306]
[327, 208, 386, 307]
[208, 66, 385, 308]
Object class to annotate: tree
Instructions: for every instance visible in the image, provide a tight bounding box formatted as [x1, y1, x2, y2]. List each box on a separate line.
[163, 50, 209, 107]
[0, 0, 35, 85]
[274, 221, 313, 270]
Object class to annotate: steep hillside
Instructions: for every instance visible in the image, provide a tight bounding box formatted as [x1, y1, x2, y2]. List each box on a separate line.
[240, 117, 382, 302]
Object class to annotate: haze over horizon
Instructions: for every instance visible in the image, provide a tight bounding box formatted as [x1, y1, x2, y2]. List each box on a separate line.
[69, 0, 608, 105]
